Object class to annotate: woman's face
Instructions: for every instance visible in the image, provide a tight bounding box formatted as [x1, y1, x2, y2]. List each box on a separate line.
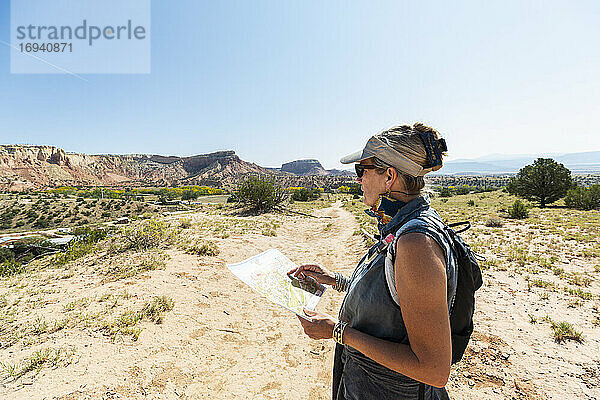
[357, 159, 388, 207]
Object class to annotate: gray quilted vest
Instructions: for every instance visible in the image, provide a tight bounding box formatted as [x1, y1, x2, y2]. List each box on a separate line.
[333, 195, 456, 400]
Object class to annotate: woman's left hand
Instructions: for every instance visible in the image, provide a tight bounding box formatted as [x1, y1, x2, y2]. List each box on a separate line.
[297, 309, 337, 340]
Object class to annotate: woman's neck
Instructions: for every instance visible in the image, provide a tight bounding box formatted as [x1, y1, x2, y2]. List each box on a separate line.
[388, 192, 420, 204]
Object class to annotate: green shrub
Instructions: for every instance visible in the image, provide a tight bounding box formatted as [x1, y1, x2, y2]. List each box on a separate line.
[120, 219, 175, 250]
[0, 259, 24, 277]
[0, 247, 14, 263]
[291, 188, 320, 202]
[564, 184, 600, 210]
[181, 190, 199, 201]
[506, 158, 573, 207]
[141, 296, 174, 324]
[337, 183, 362, 195]
[234, 176, 286, 213]
[53, 227, 108, 266]
[551, 321, 583, 343]
[508, 200, 529, 219]
[34, 217, 50, 228]
[184, 240, 219, 256]
[439, 187, 452, 197]
[454, 185, 470, 195]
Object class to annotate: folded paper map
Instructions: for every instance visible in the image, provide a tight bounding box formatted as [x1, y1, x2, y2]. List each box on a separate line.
[227, 249, 325, 320]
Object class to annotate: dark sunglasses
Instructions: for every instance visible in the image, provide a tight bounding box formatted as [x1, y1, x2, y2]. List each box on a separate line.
[355, 164, 378, 178]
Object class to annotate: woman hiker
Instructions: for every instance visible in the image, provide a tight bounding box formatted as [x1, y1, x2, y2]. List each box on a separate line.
[289, 123, 454, 400]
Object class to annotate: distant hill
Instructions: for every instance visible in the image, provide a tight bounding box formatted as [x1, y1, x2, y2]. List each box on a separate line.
[0, 145, 273, 191]
[0, 145, 354, 191]
[276, 159, 354, 177]
[436, 151, 600, 175]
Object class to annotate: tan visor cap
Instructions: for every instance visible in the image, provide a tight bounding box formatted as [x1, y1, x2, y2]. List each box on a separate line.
[340, 136, 430, 177]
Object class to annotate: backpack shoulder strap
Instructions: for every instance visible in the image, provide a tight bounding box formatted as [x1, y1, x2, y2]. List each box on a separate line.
[447, 221, 471, 234]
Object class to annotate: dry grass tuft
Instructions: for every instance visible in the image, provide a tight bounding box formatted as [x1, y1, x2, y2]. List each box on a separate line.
[550, 321, 584, 343]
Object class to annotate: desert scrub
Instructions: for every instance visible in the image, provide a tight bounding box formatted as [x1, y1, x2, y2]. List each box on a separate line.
[343, 198, 377, 245]
[506, 245, 532, 266]
[100, 296, 174, 341]
[290, 187, 321, 202]
[182, 240, 219, 256]
[0, 259, 25, 277]
[484, 218, 503, 227]
[261, 224, 277, 236]
[28, 316, 68, 338]
[141, 295, 174, 323]
[527, 278, 555, 290]
[53, 227, 108, 266]
[233, 175, 287, 213]
[582, 246, 600, 258]
[102, 250, 168, 281]
[481, 258, 499, 270]
[551, 321, 583, 343]
[120, 218, 178, 251]
[0, 346, 75, 380]
[178, 217, 193, 229]
[564, 287, 594, 300]
[566, 272, 592, 287]
[528, 314, 538, 323]
[195, 217, 273, 237]
[289, 196, 333, 210]
[99, 309, 143, 341]
[63, 297, 91, 312]
[508, 200, 530, 219]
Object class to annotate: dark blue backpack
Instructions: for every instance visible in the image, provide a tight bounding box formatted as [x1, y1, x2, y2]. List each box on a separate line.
[444, 221, 484, 364]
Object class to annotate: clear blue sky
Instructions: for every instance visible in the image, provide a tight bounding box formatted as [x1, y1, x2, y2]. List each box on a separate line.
[1, 1, 599, 169]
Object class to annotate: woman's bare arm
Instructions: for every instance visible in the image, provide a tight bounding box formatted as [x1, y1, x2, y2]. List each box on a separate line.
[340, 232, 451, 387]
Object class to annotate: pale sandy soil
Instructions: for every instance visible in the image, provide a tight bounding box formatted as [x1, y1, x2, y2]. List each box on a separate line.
[1, 201, 599, 399]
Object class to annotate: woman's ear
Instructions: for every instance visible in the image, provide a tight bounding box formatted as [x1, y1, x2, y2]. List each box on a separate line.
[386, 167, 397, 186]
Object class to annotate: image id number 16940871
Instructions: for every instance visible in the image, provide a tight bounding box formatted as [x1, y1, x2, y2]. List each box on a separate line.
[20, 43, 73, 53]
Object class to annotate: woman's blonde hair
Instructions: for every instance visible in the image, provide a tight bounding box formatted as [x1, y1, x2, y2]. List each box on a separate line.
[372, 123, 447, 193]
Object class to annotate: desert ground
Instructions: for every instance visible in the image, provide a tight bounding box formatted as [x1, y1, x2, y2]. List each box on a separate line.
[1, 191, 599, 399]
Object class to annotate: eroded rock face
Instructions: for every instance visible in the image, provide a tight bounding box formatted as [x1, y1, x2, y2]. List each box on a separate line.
[0, 145, 355, 190]
[279, 159, 354, 177]
[0, 145, 269, 190]
[281, 159, 328, 176]
[48, 148, 68, 165]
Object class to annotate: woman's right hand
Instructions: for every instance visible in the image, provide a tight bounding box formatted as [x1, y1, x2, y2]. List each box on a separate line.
[288, 263, 336, 287]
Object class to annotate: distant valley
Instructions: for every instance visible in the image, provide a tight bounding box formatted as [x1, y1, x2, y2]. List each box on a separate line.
[438, 151, 600, 175]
